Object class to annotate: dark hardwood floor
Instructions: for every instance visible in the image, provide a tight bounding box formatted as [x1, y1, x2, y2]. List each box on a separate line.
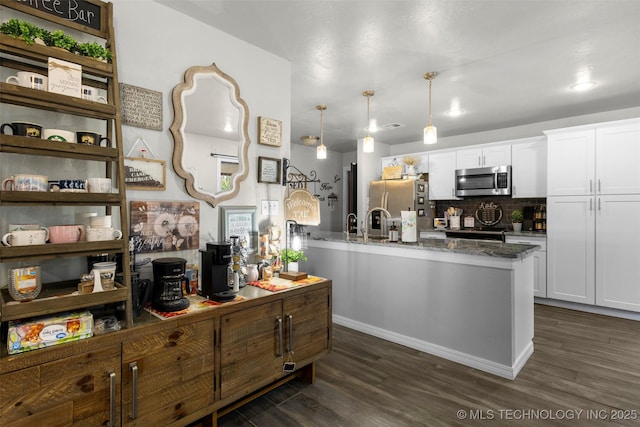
[217, 304, 640, 426]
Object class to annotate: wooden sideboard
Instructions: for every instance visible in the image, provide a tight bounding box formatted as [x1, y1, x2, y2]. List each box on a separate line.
[0, 279, 332, 426]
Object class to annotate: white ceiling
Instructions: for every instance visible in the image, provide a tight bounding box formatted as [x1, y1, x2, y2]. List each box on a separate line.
[155, 0, 640, 153]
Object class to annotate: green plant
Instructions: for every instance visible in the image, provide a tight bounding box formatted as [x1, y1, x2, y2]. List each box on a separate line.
[511, 209, 524, 223]
[76, 41, 112, 62]
[281, 248, 307, 263]
[42, 29, 77, 51]
[0, 18, 44, 45]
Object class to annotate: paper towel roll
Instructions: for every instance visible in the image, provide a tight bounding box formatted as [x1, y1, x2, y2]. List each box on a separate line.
[401, 210, 417, 243]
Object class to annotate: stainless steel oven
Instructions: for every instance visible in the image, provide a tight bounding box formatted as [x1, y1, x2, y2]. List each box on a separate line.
[455, 165, 511, 197]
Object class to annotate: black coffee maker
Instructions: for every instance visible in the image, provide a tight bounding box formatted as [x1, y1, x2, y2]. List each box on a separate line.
[200, 242, 236, 302]
[152, 257, 190, 312]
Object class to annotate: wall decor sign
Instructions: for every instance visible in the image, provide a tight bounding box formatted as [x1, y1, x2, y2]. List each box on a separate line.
[119, 83, 163, 130]
[258, 156, 281, 184]
[258, 116, 282, 147]
[130, 201, 200, 253]
[284, 189, 321, 226]
[9, 0, 102, 31]
[48, 57, 82, 97]
[220, 206, 258, 253]
[124, 157, 166, 190]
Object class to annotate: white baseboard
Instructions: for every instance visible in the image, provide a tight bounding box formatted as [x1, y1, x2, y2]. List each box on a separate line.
[333, 314, 533, 380]
[535, 298, 640, 321]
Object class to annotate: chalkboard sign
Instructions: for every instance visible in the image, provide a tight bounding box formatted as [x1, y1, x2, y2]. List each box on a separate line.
[11, 0, 102, 31]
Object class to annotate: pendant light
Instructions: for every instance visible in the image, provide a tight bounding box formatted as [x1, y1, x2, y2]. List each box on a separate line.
[362, 90, 375, 153]
[423, 72, 438, 145]
[316, 104, 327, 159]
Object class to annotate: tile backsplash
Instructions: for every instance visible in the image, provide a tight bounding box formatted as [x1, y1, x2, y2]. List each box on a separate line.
[435, 197, 546, 227]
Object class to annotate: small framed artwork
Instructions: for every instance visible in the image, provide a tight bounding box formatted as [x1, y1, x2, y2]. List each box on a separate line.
[258, 156, 281, 184]
[417, 183, 425, 192]
[124, 157, 166, 190]
[220, 206, 258, 252]
[258, 116, 282, 147]
[418, 208, 425, 217]
[417, 196, 425, 205]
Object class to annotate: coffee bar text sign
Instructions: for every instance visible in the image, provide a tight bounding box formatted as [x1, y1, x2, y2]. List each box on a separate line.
[48, 58, 81, 97]
[10, 0, 102, 31]
[284, 189, 320, 226]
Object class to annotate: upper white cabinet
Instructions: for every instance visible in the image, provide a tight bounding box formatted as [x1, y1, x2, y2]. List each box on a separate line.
[511, 137, 546, 198]
[456, 144, 511, 169]
[546, 119, 640, 196]
[428, 150, 457, 200]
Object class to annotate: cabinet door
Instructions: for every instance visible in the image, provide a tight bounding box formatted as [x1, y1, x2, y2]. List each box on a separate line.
[220, 301, 284, 400]
[596, 122, 640, 195]
[122, 320, 215, 425]
[595, 195, 640, 312]
[428, 151, 457, 200]
[546, 196, 595, 304]
[546, 130, 595, 196]
[283, 287, 331, 364]
[482, 144, 511, 168]
[1, 344, 121, 427]
[511, 139, 546, 198]
[456, 147, 483, 169]
[505, 236, 547, 297]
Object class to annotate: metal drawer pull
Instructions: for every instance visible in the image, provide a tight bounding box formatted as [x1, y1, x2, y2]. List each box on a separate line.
[287, 314, 294, 352]
[276, 317, 284, 357]
[130, 362, 138, 420]
[108, 371, 116, 427]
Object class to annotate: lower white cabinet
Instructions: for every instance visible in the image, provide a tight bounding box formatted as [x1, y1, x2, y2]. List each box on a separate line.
[506, 235, 547, 298]
[547, 195, 640, 312]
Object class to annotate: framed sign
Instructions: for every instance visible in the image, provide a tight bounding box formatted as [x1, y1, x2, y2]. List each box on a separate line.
[258, 116, 282, 147]
[124, 157, 166, 190]
[129, 201, 200, 253]
[220, 206, 258, 253]
[258, 156, 281, 184]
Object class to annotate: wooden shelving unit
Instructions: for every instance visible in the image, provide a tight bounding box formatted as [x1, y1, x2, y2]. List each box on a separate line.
[0, 0, 132, 333]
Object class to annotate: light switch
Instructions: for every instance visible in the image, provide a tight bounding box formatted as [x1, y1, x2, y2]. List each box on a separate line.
[269, 201, 279, 215]
[261, 200, 270, 215]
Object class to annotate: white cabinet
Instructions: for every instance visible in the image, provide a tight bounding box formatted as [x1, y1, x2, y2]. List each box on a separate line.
[595, 124, 640, 195]
[420, 231, 446, 240]
[506, 235, 547, 298]
[456, 144, 511, 169]
[511, 137, 546, 198]
[428, 151, 457, 200]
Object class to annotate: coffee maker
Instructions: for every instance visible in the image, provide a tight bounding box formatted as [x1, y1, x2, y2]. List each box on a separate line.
[151, 257, 190, 312]
[200, 242, 236, 302]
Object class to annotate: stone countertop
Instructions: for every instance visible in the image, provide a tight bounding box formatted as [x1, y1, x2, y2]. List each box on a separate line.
[420, 228, 546, 238]
[308, 231, 539, 259]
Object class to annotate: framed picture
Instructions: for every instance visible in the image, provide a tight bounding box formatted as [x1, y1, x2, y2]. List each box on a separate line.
[258, 156, 281, 184]
[417, 196, 425, 205]
[258, 116, 282, 147]
[129, 201, 200, 253]
[124, 157, 166, 190]
[220, 206, 258, 253]
[418, 208, 425, 217]
[417, 183, 425, 192]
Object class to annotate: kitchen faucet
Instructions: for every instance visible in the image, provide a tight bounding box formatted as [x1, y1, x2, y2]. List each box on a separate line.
[363, 207, 391, 243]
[345, 213, 357, 241]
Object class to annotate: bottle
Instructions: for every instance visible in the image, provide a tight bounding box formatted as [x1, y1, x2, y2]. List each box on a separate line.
[388, 222, 398, 242]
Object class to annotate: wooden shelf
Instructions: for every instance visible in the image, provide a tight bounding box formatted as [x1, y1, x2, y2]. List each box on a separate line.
[0, 240, 126, 263]
[0, 191, 122, 206]
[0, 281, 128, 322]
[0, 135, 118, 160]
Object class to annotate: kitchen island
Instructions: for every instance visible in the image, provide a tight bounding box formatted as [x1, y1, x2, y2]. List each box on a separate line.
[303, 232, 538, 379]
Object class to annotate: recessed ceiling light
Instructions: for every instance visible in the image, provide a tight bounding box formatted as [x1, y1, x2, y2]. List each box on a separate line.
[570, 81, 596, 91]
[447, 108, 464, 117]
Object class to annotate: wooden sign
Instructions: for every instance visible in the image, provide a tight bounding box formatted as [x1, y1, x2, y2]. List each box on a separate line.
[119, 83, 163, 131]
[48, 58, 81, 97]
[124, 157, 166, 190]
[284, 189, 320, 226]
[258, 116, 282, 147]
[382, 165, 403, 180]
[9, 0, 102, 31]
[130, 201, 200, 253]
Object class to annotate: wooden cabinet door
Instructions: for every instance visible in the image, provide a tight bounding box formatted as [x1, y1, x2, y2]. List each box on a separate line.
[511, 138, 546, 198]
[595, 121, 640, 195]
[283, 287, 331, 365]
[0, 344, 121, 427]
[219, 301, 284, 400]
[121, 319, 215, 426]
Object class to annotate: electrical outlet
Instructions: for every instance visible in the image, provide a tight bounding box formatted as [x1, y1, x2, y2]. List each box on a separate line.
[261, 200, 270, 215]
[269, 201, 279, 215]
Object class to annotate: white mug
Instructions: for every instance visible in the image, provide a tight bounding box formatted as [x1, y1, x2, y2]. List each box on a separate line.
[2, 174, 48, 192]
[86, 227, 122, 241]
[87, 178, 112, 193]
[90, 215, 112, 228]
[81, 85, 107, 103]
[2, 228, 49, 246]
[6, 71, 48, 91]
[43, 128, 75, 143]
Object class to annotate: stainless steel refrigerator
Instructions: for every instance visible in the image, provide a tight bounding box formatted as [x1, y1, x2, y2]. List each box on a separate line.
[368, 178, 432, 233]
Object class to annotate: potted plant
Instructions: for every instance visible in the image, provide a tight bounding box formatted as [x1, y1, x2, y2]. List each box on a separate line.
[76, 41, 113, 62]
[1, 18, 45, 45]
[511, 209, 524, 233]
[281, 248, 307, 272]
[42, 29, 77, 52]
[403, 156, 418, 177]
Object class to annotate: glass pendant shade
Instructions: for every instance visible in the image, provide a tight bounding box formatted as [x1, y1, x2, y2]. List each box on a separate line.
[424, 124, 437, 145]
[317, 143, 327, 159]
[316, 104, 327, 159]
[363, 135, 374, 153]
[362, 90, 375, 153]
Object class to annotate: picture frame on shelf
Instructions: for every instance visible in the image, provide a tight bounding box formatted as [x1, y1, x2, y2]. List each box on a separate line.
[258, 156, 281, 184]
[257, 116, 282, 147]
[124, 157, 166, 190]
[220, 206, 258, 253]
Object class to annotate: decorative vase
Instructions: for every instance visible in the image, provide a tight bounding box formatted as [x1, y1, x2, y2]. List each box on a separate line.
[406, 165, 416, 177]
[513, 223, 522, 233]
[288, 261, 299, 272]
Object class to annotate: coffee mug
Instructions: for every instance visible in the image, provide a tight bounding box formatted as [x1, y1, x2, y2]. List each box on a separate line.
[6, 71, 48, 91]
[86, 227, 122, 241]
[43, 128, 75, 143]
[48, 179, 87, 192]
[90, 215, 112, 228]
[2, 228, 49, 246]
[2, 174, 48, 192]
[87, 177, 112, 193]
[9, 224, 41, 232]
[1, 122, 43, 138]
[81, 85, 107, 103]
[48, 225, 84, 244]
[76, 131, 110, 147]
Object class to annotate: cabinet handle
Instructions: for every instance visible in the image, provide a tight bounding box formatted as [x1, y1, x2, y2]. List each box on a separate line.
[286, 314, 294, 352]
[512, 185, 516, 196]
[483, 155, 486, 166]
[598, 179, 601, 193]
[478, 156, 481, 166]
[129, 362, 138, 420]
[590, 180, 593, 194]
[598, 198, 601, 211]
[276, 316, 284, 357]
[589, 198, 593, 212]
[108, 371, 116, 427]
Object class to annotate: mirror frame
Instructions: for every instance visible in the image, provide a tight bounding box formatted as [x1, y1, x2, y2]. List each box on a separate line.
[169, 63, 251, 207]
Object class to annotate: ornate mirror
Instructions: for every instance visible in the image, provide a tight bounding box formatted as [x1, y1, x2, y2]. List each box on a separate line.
[170, 63, 250, 207]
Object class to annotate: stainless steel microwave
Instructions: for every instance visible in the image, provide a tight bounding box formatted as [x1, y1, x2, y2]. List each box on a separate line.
[455, 165, 512, 197]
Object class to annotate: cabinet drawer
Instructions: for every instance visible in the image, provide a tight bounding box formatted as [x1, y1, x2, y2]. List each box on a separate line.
[505, 236, 546, 251]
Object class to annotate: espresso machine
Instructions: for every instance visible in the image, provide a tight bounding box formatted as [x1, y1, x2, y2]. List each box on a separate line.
[200, 242, 236, 302]
[151, 257, 190, 312]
